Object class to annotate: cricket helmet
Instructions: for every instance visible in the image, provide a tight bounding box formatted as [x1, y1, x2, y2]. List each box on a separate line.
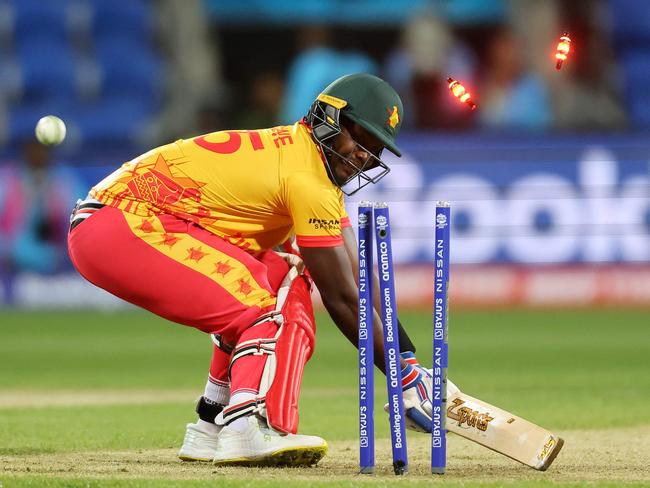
[306, 73, 404, 195]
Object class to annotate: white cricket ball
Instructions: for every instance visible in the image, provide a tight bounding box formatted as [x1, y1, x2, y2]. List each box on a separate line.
[35, 115, 67, 146]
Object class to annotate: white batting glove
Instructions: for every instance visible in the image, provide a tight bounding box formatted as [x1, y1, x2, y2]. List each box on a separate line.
[384, 352, 459, 433]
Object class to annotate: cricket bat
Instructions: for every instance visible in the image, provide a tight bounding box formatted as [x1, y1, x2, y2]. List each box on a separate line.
[445, 389, 564, 471]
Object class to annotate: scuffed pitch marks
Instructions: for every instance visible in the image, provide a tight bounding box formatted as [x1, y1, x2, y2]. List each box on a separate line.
[1, 427, 649, 483]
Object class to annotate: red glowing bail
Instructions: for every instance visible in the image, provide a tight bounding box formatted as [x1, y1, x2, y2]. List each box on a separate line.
[555, 32, 571, 70]
[447, 77, 476, 110]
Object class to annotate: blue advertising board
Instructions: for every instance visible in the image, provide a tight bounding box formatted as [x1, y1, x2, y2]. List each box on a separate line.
[344, 133, 650, 265]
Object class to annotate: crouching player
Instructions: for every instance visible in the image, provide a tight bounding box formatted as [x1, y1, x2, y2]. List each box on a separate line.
[68, 73, 426, 466]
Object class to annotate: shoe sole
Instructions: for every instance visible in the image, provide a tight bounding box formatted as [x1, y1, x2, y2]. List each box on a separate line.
[213, 444, 327, 467]
[178, 454, 213, 462]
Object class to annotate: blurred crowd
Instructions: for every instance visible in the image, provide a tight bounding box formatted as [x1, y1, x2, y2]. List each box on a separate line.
[0, 0, 641, 149]
[0, 141, 84, 276]
[0, 0, 647, 277]
[209, 0, 633, 135]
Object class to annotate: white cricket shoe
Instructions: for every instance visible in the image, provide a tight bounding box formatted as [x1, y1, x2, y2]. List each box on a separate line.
[213, 416, 327, 467]
[178, 421, 220, 461]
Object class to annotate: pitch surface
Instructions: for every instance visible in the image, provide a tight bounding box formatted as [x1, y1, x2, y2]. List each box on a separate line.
[1, 309, 648, 486]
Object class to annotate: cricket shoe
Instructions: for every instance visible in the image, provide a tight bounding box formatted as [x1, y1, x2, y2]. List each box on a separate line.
[213, 415, 327, 467]
[178, 421, 220, 461]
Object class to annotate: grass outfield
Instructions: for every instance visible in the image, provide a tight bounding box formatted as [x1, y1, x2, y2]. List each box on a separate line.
[1, 308, 649, 487]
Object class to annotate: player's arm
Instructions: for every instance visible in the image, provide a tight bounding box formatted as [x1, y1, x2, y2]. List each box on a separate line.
[299, 244, 391, 373]
[341, 225, 416, 353]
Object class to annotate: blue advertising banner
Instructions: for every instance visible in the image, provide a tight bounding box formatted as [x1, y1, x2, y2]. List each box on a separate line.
[344, 133, 650, 265]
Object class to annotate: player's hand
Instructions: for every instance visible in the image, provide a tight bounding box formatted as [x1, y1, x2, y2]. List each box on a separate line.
[402, 357, 434, 433]
[382, 352, 431, 432]
[384, 352, 460, 433]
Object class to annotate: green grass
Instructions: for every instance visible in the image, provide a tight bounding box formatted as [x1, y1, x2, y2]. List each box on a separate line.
[2, 480, 650, 488]
[4, 478, 649, 488]
[1, 308, 649, 486]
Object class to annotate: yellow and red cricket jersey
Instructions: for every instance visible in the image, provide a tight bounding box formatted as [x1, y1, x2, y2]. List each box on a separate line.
[90, 122, 349, 252]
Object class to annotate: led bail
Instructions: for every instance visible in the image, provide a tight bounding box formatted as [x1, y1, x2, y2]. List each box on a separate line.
[555, 32, 571, 70]
[447, 77, 476, 110]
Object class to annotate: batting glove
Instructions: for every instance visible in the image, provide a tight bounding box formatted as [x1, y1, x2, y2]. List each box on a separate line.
[385, 352, 459, 433]
[400, 352, 434, 433]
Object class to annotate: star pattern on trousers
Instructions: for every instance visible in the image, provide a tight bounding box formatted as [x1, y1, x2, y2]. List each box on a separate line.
[237, 278, 253, 296]
[185, 246, 208, 262]
[212, 261, 233, 276]
[139, 218, 155, 233]
[161, 233, 181, 248]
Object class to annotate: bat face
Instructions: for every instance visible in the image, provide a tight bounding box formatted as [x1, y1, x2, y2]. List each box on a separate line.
[446, 392, 564, 471]
[448, 397, 495, 432]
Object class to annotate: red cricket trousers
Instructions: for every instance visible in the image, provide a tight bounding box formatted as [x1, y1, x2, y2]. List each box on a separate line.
[68, 206, 291, 393]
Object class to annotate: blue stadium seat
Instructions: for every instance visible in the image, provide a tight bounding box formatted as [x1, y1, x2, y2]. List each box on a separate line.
[89, 0, 152, 42]
[75, 96, 153, 144]
[621, 50, 650, 127]
[608, 0, 650, 47]
[3, 0, 163, 150]
[16, 39, 78, 104]
[7, 0, 72, 45]
[95, 36, 163, 107]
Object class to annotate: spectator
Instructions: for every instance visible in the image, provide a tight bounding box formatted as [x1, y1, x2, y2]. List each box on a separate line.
[235, 71, 284, 129]
[0, 165, 13, 273]
[478, 28, 553, 131]
[508, 0, 561, 83]
[549, 0, 627, 130]
[193, 99, 227, 136]
[0, 140, 84, 274]
[384, 12, 477, 129]
[280, 25, 377, 123]
[443, 0, 509, 62]
[0, 99, 6, 147]
[153, 0, 223, 143]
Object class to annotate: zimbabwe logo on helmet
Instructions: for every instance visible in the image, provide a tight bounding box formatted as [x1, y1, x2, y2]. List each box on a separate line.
[387, 106, 400, 129]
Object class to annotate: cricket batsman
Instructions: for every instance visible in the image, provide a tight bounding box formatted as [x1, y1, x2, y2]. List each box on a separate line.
[68, 73, 436, 466]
